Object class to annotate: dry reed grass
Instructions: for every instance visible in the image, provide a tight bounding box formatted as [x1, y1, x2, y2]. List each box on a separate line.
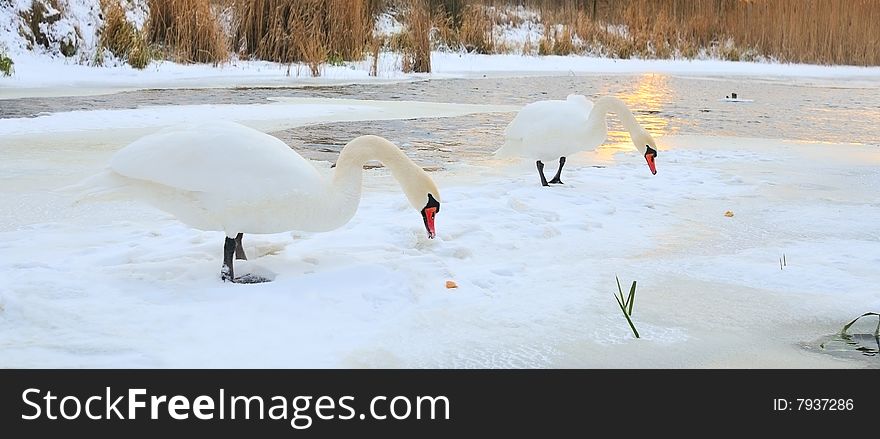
[458, 4, 494, 53]
[524, 0, 880, 65]
[232, 0, 371, 71]
[397, 0, 432, 72]
[430, 5, 459, 50]
[147, 0, 228, 64]
[427, 1, 497, 53]
[98, 0, 151, 68]
[98, 0, 880, 69]
[369, 36, 383, 76]
[521, 34, 533, 55]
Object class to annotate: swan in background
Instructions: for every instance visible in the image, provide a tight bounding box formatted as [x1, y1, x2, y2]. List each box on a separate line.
[76, 122, 441, 283]
[496, 95, 659, 186]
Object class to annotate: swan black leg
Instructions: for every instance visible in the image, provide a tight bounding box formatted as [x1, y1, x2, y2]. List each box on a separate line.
[234, 232, 247, 260]
[549, 157, 566, 184]
[222, 233, 271, 284]
[537, 160, 549, 186]
[222, 235, 236, 282]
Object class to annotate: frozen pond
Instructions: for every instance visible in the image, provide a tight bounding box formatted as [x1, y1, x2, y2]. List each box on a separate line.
[3, 74, 879, 167]
[1, 73, 879, 369]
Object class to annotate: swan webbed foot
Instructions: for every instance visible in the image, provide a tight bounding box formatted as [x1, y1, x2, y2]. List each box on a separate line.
[221, 264, 234, 282]
[221, 268, 272, 284]
[233, 273, 273, 284]
[223, 234, 270, 283]
[548, 177, 563, 185]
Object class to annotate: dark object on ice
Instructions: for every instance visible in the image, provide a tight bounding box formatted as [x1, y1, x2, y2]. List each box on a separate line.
[811, 333, 879, 359]
[841, 312, 880, 337]
[806, 311, 880, 361]
[731, 92, 738, 99]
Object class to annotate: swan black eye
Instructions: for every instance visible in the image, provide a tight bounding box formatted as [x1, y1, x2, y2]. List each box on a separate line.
[646, 145, 657, 156]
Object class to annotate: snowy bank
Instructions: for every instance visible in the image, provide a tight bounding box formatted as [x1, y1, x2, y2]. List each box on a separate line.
[0, 51, 416, 99]
[429, 52, 880, 80]
[4, 51, 880, 100]
[0, 97, 519, 136]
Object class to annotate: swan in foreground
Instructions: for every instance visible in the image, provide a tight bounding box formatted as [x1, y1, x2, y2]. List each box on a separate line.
[78, 122, 441, 283]
[495, 95, 659, 186]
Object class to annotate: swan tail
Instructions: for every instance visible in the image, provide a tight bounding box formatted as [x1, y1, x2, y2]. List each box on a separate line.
[57, 171, 131, 204]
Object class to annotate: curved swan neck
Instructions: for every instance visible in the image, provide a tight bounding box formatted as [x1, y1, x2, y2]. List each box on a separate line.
[329, 135, 431, 216]
[590, 96, 647, 137]
[333, 135, 424, 187]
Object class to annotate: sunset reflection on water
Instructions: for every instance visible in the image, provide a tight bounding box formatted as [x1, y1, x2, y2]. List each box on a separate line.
[595, 73, 676, 162]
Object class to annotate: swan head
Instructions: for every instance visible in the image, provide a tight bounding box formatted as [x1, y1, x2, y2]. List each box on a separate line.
[632, 130, 658, 175]
[420, 193, 441, 239]
[403, 171, 441, 239]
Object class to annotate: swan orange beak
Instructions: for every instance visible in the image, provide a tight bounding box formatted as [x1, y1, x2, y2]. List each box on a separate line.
[422, 206, 437, 239]
[645, 152, 657, 175]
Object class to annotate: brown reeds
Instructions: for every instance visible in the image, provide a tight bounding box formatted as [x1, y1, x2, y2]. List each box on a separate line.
[428, 0, 880, 66]
[98, 0, 151, 69]
[232, 0, 371, 69]
[97, 0, 880, 69]
[369, 36, 383, 76]
[398, 0, 432, 72]
[458, 4, 494, 53]
[147, 0, 228, 64]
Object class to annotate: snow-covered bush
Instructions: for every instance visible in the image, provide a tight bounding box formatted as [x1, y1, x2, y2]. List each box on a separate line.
[19, 0, 81, 57]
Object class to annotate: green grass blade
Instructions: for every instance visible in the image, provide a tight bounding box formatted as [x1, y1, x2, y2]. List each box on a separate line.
[614, 293, 625, 312]
[614, 294, 640, 339]
[627, 281, 637, 315]
[626, 313, 640, 338]
[615, 276, 628, 310]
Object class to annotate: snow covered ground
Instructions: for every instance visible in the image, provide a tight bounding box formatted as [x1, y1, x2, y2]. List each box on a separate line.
[2, 0, 878, 369]
[0, 96, 519, 136]
[4, 50, 880, 99]
[0, 52, 416, 99]
[1, 96, 878, 368]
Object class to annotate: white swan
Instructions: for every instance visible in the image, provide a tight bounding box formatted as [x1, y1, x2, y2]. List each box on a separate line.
[495, 95, 659, 186]
[77, 121, 441, 283]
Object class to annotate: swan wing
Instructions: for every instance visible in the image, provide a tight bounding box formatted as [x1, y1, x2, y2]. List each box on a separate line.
[109, 122, 323, 200]
[566, 94, 594, 111]
[504, 97, 593, 139]
[497, 96, 595, 159]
